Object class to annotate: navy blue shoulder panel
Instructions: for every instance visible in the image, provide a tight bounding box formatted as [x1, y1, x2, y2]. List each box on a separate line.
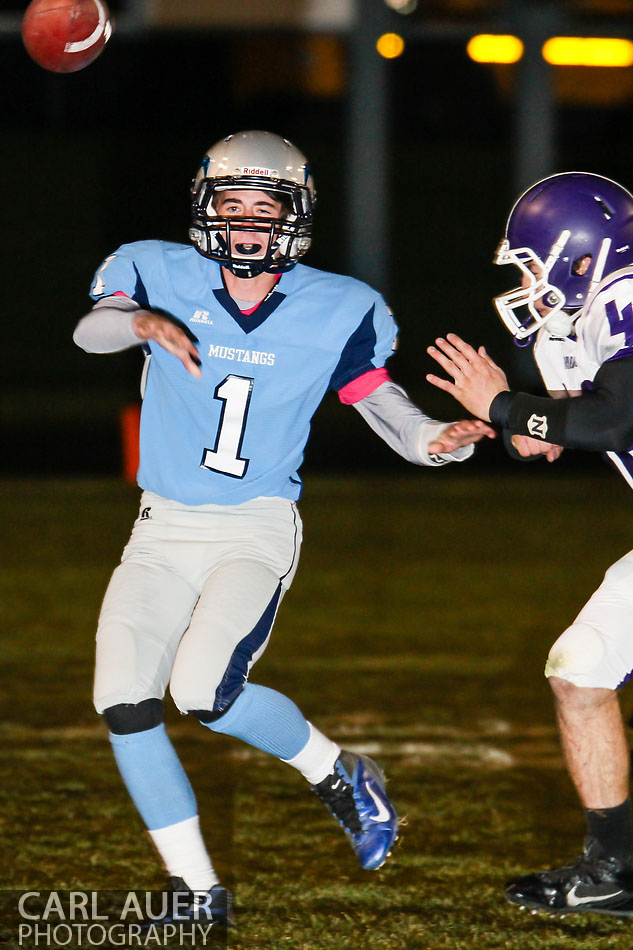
[132, 263, 151, 309]
[329, 304, 377, 391]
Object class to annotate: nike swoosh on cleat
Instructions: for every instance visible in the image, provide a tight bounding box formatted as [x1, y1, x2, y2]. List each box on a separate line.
[567, 885, 625, 907]
[366, 783, 391, 823]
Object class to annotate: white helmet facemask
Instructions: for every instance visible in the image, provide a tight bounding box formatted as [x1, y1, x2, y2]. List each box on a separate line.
[493, 240, 569, 340]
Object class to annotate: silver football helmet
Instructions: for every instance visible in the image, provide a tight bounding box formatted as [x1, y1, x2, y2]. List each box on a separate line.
[189, 130, 316, 278]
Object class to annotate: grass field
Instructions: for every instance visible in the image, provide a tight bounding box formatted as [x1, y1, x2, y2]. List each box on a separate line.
[1, 471, 633, 949]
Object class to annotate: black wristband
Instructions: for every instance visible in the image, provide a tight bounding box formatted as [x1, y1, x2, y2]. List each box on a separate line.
[508, 391, 569, 443]
[487, 358, 633, 451]
[489, 390, 515, 427]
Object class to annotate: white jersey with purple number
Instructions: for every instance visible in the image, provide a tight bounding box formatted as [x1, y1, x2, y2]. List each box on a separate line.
[534, 264, 633, 487]
[90, 240, 398, 505]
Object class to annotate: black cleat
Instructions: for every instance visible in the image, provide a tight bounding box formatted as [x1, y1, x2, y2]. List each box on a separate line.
[139, 876, 234, 931]
[505, 837, 633, 917]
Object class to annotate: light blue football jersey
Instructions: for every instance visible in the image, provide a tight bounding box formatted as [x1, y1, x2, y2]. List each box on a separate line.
[90, 241, 398, 505]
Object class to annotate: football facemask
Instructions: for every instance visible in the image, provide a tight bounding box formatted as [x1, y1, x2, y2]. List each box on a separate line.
[493, 239, 569, 340]
[189, 131, 316, 279]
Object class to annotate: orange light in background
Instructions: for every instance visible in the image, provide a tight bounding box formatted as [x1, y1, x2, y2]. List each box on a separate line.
[466, 34, 524, 64]
[302, 35, 345, 97]
[542, 37, 633, 67]
[376, 32, 405, 59]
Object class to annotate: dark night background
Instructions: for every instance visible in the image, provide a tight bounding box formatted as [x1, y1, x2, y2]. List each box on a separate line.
[1, 1, 633, 477]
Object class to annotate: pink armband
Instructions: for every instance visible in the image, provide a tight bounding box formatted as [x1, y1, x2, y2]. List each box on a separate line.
[337, 367, 391, 405]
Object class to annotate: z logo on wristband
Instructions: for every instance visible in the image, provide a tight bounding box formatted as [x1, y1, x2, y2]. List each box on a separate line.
[527, 413, 549, 439]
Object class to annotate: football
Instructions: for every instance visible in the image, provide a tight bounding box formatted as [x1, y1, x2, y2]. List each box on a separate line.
[21, 0, 112, 73]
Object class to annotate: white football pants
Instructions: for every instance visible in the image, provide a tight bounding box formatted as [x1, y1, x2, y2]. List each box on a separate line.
[545, 548, 633, 689]
[93, 491, 302, 714]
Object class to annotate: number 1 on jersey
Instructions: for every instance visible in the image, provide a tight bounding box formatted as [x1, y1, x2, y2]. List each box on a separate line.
[201, 375, 253, 478]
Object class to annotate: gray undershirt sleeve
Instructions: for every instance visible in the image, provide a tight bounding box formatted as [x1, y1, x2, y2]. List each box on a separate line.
[353, 381, 474, 466]
[73, 296, 143, 353]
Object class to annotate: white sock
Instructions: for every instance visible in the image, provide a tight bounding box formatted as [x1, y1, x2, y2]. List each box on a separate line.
[282, 722, 340, 785]
[148, 815, 219, 893]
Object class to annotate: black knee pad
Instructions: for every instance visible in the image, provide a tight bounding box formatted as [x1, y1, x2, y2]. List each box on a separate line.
[103, 699, 164, 735]
[190, 708, 222, 724]
[190, 695, 239, 725]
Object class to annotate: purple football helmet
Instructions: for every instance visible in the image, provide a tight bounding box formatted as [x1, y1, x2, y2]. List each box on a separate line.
[494, 172, 633, 339]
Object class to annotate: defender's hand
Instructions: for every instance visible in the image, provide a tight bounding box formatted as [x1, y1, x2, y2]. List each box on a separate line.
[426, 334, 509, 421]
[511, 434, 564, 463]
[428, 419, 496, 454]
[133, 311, 202, 378]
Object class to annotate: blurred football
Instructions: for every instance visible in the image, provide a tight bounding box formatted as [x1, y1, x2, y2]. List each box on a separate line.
[21, 0, 112, 73]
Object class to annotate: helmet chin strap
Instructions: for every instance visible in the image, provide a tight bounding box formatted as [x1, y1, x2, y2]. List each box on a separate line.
[544, 308, 580, 337]
[220, 219, 281, 278]
[225, 257, 269, 279]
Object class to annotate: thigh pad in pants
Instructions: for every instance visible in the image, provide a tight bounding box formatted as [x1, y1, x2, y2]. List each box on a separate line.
[545, 549, 633, 689]
[93, 492, 302, 713]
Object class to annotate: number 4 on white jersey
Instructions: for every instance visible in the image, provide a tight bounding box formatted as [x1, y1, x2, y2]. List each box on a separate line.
[201, 375, 253, 478]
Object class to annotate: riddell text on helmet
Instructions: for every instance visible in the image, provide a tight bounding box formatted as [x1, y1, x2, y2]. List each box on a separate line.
[240, 167, 273, 176]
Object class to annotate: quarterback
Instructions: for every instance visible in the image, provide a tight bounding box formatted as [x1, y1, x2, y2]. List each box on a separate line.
[74, 130, 494, 926]
[427, 172, 633, 918]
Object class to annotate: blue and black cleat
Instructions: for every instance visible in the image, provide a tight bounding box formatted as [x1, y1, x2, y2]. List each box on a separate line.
[311, 750, 399, 870]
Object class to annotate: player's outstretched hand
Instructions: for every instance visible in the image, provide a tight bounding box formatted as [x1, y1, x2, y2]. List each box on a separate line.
[511, 434, 564, 463]
[426, 334, 509, 421]
[133, 311, 202, 378]
[428, 419, 496, 454]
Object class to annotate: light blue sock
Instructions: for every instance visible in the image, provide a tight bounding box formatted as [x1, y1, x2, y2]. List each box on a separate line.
[204, 683, 310, 760]
[109, 724, 197, 831]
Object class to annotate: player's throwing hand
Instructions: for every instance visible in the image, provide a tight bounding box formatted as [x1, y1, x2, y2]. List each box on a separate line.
[133, 311, 202, 378]
[426, 333, 510, 422]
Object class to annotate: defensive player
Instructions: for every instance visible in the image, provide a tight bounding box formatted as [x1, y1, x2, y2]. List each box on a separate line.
[426, 172, 633, 918]
[74, 130, 494, 925]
